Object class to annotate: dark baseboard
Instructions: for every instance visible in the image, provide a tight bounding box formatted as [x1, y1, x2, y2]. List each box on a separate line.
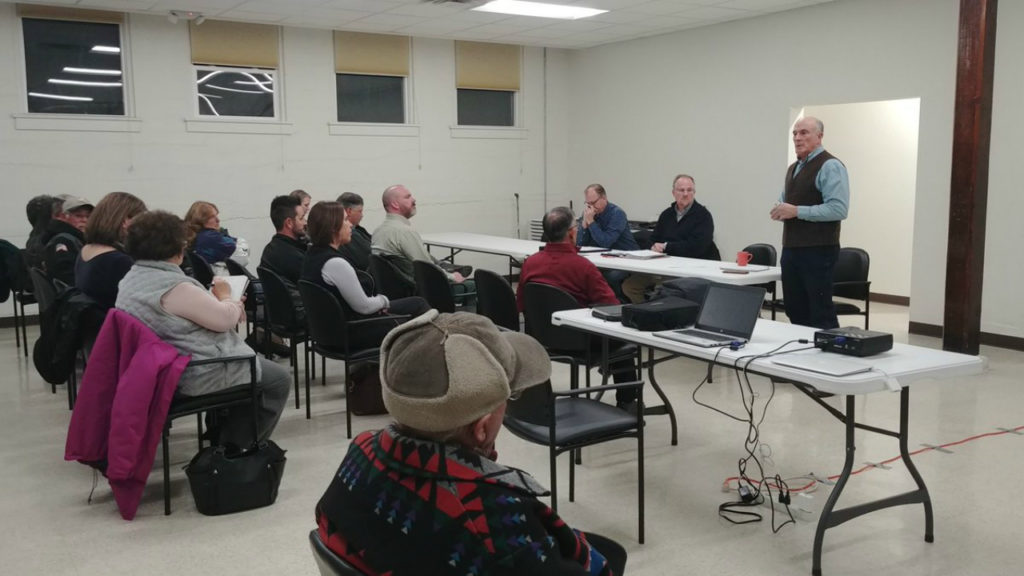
[0, 314, 38, 329]
[908, 320, 1024, 352]
[871, 292, 909, 306]
[908, 321, 943, 338]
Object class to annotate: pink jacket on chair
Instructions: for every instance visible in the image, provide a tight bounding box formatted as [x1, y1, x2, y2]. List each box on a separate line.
[65, 309, 191, 520]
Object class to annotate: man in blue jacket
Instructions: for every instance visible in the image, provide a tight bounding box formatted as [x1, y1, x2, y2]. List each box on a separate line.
[577, 183, 638, 301]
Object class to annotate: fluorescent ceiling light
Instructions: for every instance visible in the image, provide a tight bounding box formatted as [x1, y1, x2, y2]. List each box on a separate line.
[63, 67, 122, 76]
[473, 0, 607, 20]
[90, 45, 120, 54]
[48, 78, 123, 87]
[29, 92, 93, 102]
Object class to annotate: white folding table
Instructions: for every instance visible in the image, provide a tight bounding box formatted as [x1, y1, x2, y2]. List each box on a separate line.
[551, 308, 985, 576]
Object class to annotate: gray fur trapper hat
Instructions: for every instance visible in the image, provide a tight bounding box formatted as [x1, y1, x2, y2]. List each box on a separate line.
[380, 310, 551, 432]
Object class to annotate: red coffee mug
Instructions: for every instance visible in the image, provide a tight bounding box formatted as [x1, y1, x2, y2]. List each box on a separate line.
[736, 251, 753, 266]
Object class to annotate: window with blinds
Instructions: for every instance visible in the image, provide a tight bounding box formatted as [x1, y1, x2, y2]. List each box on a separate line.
[189, 20, 280, 118]
[334, 31, 410, 124]
[455, 41, 520, 127]
[18, 5, 126, 115]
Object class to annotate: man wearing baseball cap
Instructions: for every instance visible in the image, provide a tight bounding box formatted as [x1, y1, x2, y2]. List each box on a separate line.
[315, 311, 627, 576]
[42, 194, 93, 285]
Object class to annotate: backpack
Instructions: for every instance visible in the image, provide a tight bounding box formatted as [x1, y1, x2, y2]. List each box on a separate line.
[33, 286, 104, 385]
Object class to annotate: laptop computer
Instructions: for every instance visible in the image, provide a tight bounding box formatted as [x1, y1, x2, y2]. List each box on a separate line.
[653, 283, 766, 347]
[592, 304, 624, 321]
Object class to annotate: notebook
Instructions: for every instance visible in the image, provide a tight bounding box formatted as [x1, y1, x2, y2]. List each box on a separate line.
[578, 246, 611, 254]
[222, 275, 249, 301]
[653, 283, 766, 347]
[592, 304, 624, 321]
[603, 250, 668, 260]
[771, 353, 873, 377]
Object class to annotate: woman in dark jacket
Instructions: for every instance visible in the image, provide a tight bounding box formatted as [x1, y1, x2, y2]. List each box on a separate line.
[300, 201, 429, 350]
[75, 192, 147, 310]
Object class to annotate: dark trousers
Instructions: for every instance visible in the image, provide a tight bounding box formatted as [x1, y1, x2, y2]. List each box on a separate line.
[351, 296, 431, 350]
[592, 339, 639, 405]
[586, 532, 628, 575]
[601, 269, 631, 304]
[780, 245, 840, 329]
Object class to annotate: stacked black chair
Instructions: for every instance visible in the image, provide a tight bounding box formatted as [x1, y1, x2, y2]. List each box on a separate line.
[298, 280, 408, 436]
[368, 254, 415, 300]
[743, 243, 779, 320]
[832, 247, 871, 328]
[309, 530, 366, 575]
[257, 267, 310, 415]
[504, 379, 646, 543]
[162, 354, 260, 515]
[474, 269, 520, 331]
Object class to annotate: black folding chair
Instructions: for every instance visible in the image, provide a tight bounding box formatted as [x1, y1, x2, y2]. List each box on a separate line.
[257, 267, 310, 415]
[743, 243, 779, 320]
[413, 260, 456, 313]
[832, 247, 871, 328]
[504, 379, 646, 542]
[298, 280, 408, 435]
[162, 354, 260, 515]
[368, 253, 415, 300]
[474, 269, 520, 331]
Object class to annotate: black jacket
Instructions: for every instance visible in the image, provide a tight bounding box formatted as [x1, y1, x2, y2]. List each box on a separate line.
[651, 200, 720, 260]
[337, 225, 371, 272]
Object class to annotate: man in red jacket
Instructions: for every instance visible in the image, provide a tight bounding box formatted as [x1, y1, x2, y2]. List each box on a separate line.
[517, 206, 639, 410]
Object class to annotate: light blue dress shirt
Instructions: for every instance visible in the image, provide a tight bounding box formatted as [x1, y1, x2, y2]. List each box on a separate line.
[778, 146, 850, 222]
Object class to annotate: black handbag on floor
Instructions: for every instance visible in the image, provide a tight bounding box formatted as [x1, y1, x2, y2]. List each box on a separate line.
[185, 441, 287, 516]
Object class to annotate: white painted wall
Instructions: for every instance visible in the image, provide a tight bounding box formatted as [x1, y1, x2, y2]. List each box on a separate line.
[563, 0, 1024, 337]
[799, 99, 920, 298]
[0, 7, 563, 313]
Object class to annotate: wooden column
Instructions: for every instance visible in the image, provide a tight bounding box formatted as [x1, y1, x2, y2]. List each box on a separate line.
[944, 0, 997, 354]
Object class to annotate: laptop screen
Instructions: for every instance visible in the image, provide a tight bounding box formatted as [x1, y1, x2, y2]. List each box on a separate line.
[694, 283, 766, 338]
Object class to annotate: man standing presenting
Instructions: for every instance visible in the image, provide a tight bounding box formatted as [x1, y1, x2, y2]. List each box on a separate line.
[621, 174, 718, 303]
[577, 183, 638, 301]
[372, 184, 474, 300]
[770, 116, 849, 329]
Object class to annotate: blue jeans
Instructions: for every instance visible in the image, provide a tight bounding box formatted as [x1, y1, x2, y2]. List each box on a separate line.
[781, 245, 840, 329]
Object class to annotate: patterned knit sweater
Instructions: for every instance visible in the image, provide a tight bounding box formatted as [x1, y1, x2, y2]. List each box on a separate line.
[316, 425, 613, 576]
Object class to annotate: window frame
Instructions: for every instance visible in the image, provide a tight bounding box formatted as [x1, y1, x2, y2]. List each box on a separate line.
[455, 87, 517, 128]
[193, 64, 280, 120]
[334, 72, 409, 125]
[18, 13, 133, 120]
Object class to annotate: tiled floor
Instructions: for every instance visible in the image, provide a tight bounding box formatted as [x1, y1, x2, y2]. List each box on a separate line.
[1, 302, 1019, 575]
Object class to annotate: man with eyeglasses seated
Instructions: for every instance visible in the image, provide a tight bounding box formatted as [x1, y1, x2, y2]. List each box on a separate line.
[577, 183, 638, 302]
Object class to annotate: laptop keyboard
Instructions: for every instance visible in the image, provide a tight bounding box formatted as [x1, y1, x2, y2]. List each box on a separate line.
[676, 329, 734, 343]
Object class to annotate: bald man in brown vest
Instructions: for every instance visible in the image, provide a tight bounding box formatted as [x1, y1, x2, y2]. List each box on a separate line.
[770, 116, 850, 329]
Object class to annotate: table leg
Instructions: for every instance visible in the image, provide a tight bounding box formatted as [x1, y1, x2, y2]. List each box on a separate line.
[644, 348, 678, 446]
[810, 388, 932, 576]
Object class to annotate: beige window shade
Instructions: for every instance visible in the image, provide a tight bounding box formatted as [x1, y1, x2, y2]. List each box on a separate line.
[334, 31, 409, 76]
[190, 20, 279, 69]
[456, 41, 520, 91]
[17, 4, 124, 24]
